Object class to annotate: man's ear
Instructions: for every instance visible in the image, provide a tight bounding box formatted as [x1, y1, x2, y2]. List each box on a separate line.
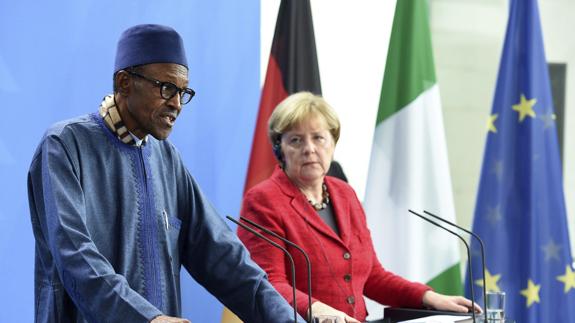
[114, 71, 131, 96]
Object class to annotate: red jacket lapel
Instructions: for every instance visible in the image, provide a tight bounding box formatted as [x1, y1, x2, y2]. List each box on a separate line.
[270, 167, 350, 247]
[325, 175, 351, 246]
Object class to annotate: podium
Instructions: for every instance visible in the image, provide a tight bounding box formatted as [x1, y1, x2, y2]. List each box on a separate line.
[377, 307, 471, 323]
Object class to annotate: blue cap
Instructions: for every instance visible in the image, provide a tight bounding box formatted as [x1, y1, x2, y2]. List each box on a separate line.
[114, 24, 188, 73]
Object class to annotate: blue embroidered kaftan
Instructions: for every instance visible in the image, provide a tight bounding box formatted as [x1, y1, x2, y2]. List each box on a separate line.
[28, 113, 302, 323]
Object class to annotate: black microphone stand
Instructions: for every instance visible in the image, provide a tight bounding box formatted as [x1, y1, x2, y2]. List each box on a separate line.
[239, 216, 314, 323]
[226, 216, 299, 323]
[408, 210, 477, 323]
[423, 210, 487, 323]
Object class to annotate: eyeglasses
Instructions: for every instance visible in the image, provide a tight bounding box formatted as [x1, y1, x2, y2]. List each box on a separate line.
[127, 70, 195, 105]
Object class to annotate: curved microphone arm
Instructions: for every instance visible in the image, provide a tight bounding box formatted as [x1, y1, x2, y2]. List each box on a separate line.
[423, 209, 487, 322]
[408, 210, 477, 323]
[239, 216, 314, 323]
[226, 215, 298, 322]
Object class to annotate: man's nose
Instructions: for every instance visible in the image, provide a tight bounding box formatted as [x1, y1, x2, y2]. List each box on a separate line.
[167, 93, 182, 111]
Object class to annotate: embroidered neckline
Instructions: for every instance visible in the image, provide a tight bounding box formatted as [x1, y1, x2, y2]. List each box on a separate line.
[99, 94, 148, 146]
[308, 183, 330, 211]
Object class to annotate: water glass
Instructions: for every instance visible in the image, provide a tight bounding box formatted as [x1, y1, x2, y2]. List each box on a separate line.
[486, 291, 506, 322]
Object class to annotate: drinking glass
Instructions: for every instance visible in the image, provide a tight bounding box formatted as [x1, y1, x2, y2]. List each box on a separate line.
[486, 291, 506, 322]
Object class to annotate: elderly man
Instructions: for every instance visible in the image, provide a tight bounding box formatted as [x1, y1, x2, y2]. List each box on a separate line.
[28, 24, 303, 323]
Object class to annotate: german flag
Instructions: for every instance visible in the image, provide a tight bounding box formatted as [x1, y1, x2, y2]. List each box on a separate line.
[244, 0, 322, 192]
[222, 1, 321, 321]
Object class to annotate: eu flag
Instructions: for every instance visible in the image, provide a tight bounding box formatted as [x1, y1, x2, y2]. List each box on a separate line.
[468, 0, 575, 322]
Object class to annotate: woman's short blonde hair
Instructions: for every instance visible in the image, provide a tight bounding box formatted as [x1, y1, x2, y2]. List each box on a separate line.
[268, 92, 340, 146]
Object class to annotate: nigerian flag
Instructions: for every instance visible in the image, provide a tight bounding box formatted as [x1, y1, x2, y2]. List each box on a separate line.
[363, 0, 462, 317]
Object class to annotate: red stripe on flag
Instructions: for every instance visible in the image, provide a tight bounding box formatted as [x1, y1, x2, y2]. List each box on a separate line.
[244, 56, 288, 192]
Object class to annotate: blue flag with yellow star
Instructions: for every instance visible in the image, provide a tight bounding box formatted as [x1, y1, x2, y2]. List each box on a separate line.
[468, 0, 575, 322]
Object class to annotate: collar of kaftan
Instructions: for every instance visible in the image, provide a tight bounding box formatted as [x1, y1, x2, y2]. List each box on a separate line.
[99, 94, 148, 146]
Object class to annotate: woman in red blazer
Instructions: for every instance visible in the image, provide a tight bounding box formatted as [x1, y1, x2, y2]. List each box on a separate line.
[239, 92, 479, 322]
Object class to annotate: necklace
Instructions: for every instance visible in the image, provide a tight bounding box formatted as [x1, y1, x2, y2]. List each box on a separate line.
[308, 183, 330, 211]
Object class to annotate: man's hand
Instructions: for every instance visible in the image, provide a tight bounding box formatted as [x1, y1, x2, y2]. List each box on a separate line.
[309, 301, 361, 323]
[422, 290, 482, 314]
[150, 315, 190, 323]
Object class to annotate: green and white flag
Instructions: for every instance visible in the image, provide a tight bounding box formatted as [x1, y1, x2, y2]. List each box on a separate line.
[363, 0, 462, 317]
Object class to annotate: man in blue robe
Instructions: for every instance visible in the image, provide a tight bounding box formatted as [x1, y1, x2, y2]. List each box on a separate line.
[28, 24, 304, 323]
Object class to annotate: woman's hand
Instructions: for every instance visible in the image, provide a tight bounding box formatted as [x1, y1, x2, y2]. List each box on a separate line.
[309, 301, 361, 323]
[422, 290, 482, 314]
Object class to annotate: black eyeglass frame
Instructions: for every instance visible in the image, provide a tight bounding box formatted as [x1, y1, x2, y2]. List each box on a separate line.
[126, 70, 195, 104]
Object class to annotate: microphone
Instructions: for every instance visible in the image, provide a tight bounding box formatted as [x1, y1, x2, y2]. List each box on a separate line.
[423, 210, 487, 323]
[239, 216, 314, 323]
[226, 215, 298, 322]
[408, 210, 477, 323]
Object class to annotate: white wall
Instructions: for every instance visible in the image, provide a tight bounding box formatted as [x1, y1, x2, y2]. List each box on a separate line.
[261, 0, 575, 257]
